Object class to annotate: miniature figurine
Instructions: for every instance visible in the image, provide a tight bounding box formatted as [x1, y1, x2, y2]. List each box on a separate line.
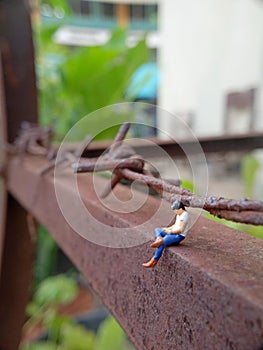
[142, 200, 189, 268]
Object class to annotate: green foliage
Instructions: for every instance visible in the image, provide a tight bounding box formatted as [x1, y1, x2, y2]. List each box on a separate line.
[45, 313, 71, 344]
[60, 323, 95, 350]
[22, 275, 83, 349]
[94, 316, 126, 350]
[22, 275, 134, 350]
[21, 316, 134, 350]
[205, 212, 263, 239]
[61, 37, 147, 113]
[34, 24, 61, 53]
[34, 275, 78, 307]
[241, 154, 260, 197]
[240, 224, 263, 239]
[181, 179, 195, 192]
[21, 341, 57, 350]
[34, 226, 58, 290]
[21, 321, 96, 350]
[40, 0, 72, 15]
[36, 23, 149, 141]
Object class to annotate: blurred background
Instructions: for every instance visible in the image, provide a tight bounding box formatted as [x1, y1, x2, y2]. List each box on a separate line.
[32, 0, 263, 138]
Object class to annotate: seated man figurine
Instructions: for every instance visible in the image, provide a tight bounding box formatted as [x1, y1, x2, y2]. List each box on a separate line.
[143, 200, 189, 268]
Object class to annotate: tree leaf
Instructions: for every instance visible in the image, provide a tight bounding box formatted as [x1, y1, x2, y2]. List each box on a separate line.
[34, 275, 78, 307]
[20, 341, 57, 350]
[94, 316, 125, 350]
[60, 323, 95, 350]
[241, 154, 260, 197]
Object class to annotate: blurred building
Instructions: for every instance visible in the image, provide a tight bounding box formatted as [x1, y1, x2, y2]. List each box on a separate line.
[42, 0, 159, 50]
[40, 0, 263, 138]
[158, 0, 263, 138]
[41, 0, 160, 136]
[69, 0, 157, 29]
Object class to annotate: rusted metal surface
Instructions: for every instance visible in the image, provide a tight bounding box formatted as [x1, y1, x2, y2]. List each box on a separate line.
[0, 0, 38, 143]
[76, 132, 263, 159]
[7, 154, 263, 350]
[0, 197, 36, 349]
[0, 55, 8, 275]
[73, 157, 144, 173]
[40, 135, 93, 175]
[0, 1, 38, 349]
[73, 123, 263, 226]
[138, 132, 263, 157]
[13, 121, 53, 156]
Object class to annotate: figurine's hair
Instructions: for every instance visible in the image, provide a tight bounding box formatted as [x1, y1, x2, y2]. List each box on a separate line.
[171, 200, 185, 210]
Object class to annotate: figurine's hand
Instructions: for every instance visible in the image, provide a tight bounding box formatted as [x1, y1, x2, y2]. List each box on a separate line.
[163, 228, 170, 233]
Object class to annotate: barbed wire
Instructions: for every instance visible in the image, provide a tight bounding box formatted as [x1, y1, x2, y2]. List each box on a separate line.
[72, 122, 263, 226]
[4, 121, 262, 226]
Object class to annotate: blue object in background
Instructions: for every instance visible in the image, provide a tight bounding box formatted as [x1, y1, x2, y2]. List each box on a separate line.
[126, 62, 159, 100]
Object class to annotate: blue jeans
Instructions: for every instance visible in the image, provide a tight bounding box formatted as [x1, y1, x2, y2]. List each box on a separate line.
[153, 227, 185, 260]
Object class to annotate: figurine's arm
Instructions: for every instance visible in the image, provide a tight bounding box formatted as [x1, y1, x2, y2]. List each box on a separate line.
[162, 223, 176, 232]
[165, 221, 187, 234]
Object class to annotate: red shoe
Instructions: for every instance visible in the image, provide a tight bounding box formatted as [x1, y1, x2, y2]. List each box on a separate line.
[150, 237, 164, 248]
[142, 257, 158, 268]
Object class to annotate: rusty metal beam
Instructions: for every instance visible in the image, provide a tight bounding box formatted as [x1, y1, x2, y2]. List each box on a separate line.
[154, 132, 263, 157]
[0, 1, 38, 349]
[0, 198, 35, 349]
[0, 0, 38, 142]
[7, 155, 263, 350]
[72, 132, 263, 159]
[0, 52, 8, 277]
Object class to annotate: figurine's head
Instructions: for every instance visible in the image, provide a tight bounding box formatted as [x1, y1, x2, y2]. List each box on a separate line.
[171, 200, 185, 213]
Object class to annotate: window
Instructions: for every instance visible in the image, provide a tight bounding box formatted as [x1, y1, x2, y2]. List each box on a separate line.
[129, 4, 146, 21]
[129, 4, 158, 21]
[224, 88, 256, 133]
[148, 5, 158, 21]
[102, 3, 115, 18]
[80, 1, 116, 20]
[80, 0, 92, 16]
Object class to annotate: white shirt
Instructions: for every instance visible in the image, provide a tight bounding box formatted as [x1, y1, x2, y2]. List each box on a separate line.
[172, 211, 190, 237]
